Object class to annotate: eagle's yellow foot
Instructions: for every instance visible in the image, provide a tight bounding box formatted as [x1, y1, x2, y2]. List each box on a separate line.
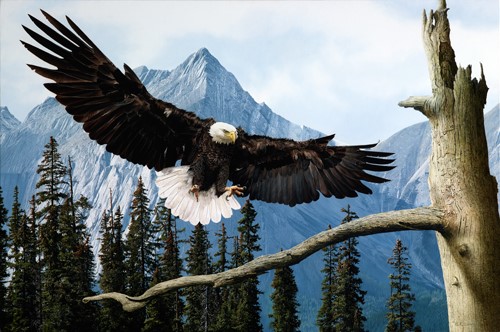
[225, 185, 245, 198]
[190, 185, 200, 202]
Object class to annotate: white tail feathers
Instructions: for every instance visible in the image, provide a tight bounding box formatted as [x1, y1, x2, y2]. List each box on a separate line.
[156, 166, 241, 225]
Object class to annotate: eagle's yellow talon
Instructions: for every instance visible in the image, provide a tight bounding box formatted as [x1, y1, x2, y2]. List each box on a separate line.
[225, 185, 245, 197]
[190, 185, 200, 202]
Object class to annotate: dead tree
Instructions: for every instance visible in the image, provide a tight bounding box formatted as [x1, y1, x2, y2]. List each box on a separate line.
[398, 0, 500, 330]
[84, 1, 499, 330]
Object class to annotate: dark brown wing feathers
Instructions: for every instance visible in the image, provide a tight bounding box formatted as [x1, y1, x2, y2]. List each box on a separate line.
[23, 11, 395, 206]
[231, 133, 395, 206]
[22, 10, 207, 171]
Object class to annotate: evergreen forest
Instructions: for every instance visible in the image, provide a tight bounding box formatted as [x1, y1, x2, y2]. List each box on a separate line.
[0, 137, 420, 331]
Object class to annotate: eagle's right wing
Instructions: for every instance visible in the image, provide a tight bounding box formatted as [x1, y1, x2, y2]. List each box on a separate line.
[22, 10, 209, 171]
[231, 131, 395, 206]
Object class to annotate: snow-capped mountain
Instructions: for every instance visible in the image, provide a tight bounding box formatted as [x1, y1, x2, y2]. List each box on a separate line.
[1, 48, 498, 331]
[0, 106, 21, 142]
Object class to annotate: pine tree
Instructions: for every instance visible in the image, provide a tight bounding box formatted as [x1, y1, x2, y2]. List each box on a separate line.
[317, 225, 338, 332]
[36, 137, 67, 271]
[142, 201, 169, 332]
[331, 206, 366, 332]
[0, 187, 10, 330]
[35, 136, 70, 331]
[7, 187, 23, 260]
[126, 177, 155, 294]
[54, 198, 80, 330]
[234, 200, 262, 332]
[125, 177, 156, 330]
[160, 206, 185, 332]
[143, 200, 184, 332]
[212, 235, 241, 332]
[73, 196, 99, 325]
[99, 204, 129, 331]
[214, 222, 229, 274]
[8, 195, 41, 331]
[142, 267, 169, 332]
[212, 223, 235, 331]
[269, 263, 301, 332]
[46, 156, 98, 331]
[185, 223, 213, 332]
[59, 194, 98, 331]
[32, 139, 99, 330]
[386, 239, 416, 332]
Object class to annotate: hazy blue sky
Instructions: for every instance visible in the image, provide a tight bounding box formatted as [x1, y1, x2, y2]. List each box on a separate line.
[1, 0, 498, 144]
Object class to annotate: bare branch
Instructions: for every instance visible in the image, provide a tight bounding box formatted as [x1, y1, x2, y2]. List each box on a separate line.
[83, 207, 444, 312]
[398, 96, 433, 116]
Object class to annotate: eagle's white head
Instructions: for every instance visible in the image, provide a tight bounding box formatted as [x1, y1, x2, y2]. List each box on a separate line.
[209, 122, 238, 144]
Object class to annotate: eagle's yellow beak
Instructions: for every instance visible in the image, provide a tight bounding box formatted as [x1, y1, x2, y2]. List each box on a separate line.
[227, 131, 236, 144]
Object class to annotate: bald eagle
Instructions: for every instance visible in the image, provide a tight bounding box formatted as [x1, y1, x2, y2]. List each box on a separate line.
[22, 11, 395, 225]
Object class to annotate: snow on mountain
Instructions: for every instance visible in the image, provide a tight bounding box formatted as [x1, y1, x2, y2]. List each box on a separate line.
[1, 47, 498, 331]
[0, 107, 21, 142]
[141, 48, 323, 140]
[485, 105, 500, 196]
[376, 104, 500, 209]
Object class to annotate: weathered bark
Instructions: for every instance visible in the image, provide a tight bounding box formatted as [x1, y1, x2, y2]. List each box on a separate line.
[83, 207, 443, 311]
[399, 1, 500, 330]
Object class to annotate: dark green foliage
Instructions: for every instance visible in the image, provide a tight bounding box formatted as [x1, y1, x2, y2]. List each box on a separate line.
[36, 138, 67, 271]
[125, 177, 156, 330]
[143, 200, 184, 332]
[184, 223, 213, 331]
[126, 177, 156, 295]
[0, 187, 10, 329]
[317, 225, 338, 332]
[318, 206, 366, 332]
[36, 137, 71, 331]
[99, 205, 129, 331]
[214, 222, 229, 274]
[142, 268, 171, 332]
[233, 200, 263, 332]
[211, 223, 234, 331]
[184, 222, 214, 330]
[237, 201, 261, 263]
[8, 195, 41, 331]
[58, 194, 99, 331]
[269, 264, 301, 332]
[31, 141, 99, 331]
[386, 239, 416, 332]
[36, 137, 68, 208]
[332, 206, 366, 332]
[211, 233, 241, 332]
[52, 157, 98, 331]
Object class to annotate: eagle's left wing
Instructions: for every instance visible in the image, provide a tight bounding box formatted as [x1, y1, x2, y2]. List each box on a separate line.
[230, 131, 395, 206]
[21, 11, 209, 171]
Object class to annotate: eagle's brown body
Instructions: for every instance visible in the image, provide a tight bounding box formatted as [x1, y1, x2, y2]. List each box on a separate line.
[190, 126, 235, 196]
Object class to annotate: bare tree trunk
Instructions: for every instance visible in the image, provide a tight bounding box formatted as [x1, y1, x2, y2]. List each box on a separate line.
[399, 1, 500, 330]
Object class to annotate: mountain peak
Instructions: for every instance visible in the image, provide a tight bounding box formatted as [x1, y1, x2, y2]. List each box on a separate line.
[133, 65, 149, 77]
[195, 47, 211, 57]
[181, 47, 223, 74]
[0, 106, 21, 134]
[193, 47, 216, 62]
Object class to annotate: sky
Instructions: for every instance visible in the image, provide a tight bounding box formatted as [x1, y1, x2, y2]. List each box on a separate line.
[1, 0, 498, 144]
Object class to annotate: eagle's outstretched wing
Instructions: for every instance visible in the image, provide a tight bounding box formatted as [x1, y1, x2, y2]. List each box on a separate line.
[230, 132, 395, 206]
[22, 10, 208, 170]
